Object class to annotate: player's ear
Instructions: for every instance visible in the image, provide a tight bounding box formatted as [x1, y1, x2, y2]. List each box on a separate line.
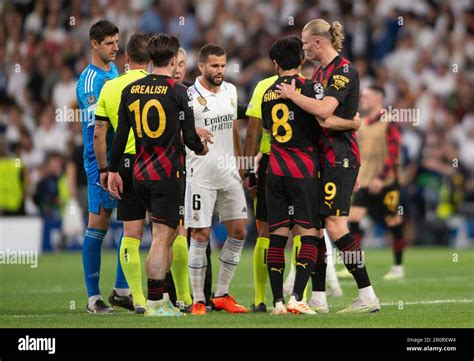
[90, 39, 99, 51]
[272, 60, 279, 72]
[198, 62, 204, 73]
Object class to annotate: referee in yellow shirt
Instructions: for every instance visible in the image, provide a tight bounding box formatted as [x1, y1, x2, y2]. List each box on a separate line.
[93, 33, 150, 313]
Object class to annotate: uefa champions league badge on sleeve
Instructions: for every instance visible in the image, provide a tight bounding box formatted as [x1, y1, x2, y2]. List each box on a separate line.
[198, 96, 207, 106]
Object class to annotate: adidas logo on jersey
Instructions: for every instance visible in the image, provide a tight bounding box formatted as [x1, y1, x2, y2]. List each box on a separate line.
[202, 106, 210, 112]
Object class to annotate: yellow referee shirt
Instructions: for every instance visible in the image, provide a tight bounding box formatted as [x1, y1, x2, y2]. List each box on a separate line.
[245, 75, 278, 155]
[95, 69, 148, 154]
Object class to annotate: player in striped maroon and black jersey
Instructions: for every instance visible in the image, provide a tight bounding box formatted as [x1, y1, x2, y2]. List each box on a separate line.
[277, 19, 380, 314]
[261, 36, 323, 315]
[108, 34, 211, 317]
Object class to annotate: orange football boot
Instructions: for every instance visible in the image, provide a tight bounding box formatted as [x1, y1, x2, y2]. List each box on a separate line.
[211, 294, 248, 313]
[191, 302, 207, 315]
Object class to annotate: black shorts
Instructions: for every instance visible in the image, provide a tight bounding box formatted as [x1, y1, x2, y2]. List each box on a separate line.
[352, 182, 401, 221]
[255, 154, 269, 222]
[266, 174, 321, 232]
[134, 178, 183, 228]
[320, 166, 359, 217]
[117, 154, 146, 221]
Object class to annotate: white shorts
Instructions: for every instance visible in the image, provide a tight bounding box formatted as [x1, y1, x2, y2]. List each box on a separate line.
[184, 182, 248, 229]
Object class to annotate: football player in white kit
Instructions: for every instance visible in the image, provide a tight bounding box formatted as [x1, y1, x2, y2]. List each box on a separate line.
[185, 44, 249, 315]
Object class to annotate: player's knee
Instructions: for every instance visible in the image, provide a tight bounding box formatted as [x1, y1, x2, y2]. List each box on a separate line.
[192, 228, 210, 242]
[123, 222, 144, 240]
[229, 226, 247, 241]
[258, 222, 269, 238]
[325, 217, 346, 240]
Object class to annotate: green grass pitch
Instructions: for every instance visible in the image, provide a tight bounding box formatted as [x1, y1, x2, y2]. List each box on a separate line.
[1, 247, 473, 328]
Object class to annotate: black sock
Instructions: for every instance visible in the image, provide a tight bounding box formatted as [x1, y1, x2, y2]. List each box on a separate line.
[164, 271, 177, 305]
[147, 279, 165, 301]
[267, 234, 287, 305]
[204, 242, 213, 304]
[334, 233, 371, 289]
[311, 236, 327, 292]
[293, 235, 318, 301]
[389, 224, 404, 265]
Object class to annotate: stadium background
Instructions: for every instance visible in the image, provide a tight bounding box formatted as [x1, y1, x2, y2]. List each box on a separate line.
[0, 0, 473, 331]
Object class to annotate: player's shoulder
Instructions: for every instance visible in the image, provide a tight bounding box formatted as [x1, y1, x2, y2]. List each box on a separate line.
[334, 57, 358, 76]
[186, 83, 198, 99]
[256, 75, 279, 91]
[221, 80, 237, 93]
[77, 65, 96, 94]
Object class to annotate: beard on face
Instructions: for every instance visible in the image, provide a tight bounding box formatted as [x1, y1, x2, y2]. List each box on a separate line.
[100, 50, 117, 64]
[204, 70, 224, 86]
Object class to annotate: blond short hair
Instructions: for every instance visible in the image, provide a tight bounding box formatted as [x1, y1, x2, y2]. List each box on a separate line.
[303, 19, 345, 52]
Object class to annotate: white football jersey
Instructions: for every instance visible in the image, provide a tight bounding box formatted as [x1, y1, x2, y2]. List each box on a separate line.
[185, 77, 240, 189]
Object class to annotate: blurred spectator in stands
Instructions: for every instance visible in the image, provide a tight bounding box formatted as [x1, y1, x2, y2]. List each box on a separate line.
[33, 152, 65, 218]
[0, 135, 27, 216]
[66, 120, 88, 219]
[33, 104, 69, 156]
[52, 64, 77, 124]
[138, 0, 164, 35]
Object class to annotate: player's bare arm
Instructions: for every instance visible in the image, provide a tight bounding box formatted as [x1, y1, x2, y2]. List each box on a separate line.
[93, 118, 109, 190]
[233, 123, 244, 180]
[243, 116, 261, 196]
[317, 112, 361, 131]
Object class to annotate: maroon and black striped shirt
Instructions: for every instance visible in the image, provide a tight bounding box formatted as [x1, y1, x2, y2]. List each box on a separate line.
[261, 75, 320, 179]
[312, 55, 361, 168]
[110, 74, 204, 180]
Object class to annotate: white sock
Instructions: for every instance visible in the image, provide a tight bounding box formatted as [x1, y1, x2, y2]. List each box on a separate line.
[215, 237, 244, 297]
[88, 295, 101, 308]
[188, 238, 208, 303]
[114, 288, 131, 297]
[285, 262, 296, 287]
[324, 231, 340, 288]
[147, 299, 165, 308]
[392, 265, 403, 272]
[359, 285, 376, 301]
[311, 291, 327, 305]
[163, 292, 170, 302]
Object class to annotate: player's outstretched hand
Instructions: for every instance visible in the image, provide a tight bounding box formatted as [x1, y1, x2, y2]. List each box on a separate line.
[244, 176, 257, 198]
[352, 112, 361, 130]
[276, 79, 296, 99]
[100, 172, 108, 191]
[108, 172, 123, 200]
[197, 140, 209, 156]
[196, 128, 214, 144]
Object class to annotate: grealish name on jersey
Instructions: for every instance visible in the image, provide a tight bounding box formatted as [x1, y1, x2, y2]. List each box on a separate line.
[130, 84, 168, 94]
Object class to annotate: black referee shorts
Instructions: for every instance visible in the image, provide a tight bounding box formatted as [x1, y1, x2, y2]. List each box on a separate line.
[255, 153, 269, 222]
[117, 153, 146, 221]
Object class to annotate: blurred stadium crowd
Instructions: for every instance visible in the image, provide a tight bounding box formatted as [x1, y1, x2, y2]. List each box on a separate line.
[0, 0, 473, 246]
